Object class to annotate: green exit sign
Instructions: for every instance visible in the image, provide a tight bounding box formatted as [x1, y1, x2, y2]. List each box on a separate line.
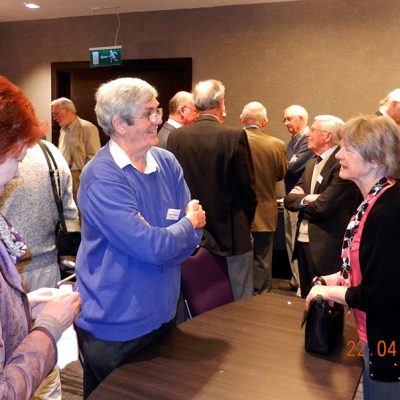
[89, 46, 122, 67]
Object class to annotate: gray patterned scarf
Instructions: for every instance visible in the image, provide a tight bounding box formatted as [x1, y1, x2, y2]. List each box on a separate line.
[0, 213, 27, 264]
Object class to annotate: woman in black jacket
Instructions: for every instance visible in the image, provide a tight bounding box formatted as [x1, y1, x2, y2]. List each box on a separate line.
[306, 115, 400, 400]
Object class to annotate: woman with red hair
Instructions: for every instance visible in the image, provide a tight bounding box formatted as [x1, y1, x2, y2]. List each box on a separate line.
[0, 75, 81, 399]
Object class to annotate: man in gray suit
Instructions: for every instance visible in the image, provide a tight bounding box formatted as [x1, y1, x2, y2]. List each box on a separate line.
[280, 105, 313, 296]
[240, 102, 287, 293]
[157, 91, 198, 149]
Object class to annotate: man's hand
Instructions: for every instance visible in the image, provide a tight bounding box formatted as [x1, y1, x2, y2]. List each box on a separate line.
[290, 186, 305, 195]
[185, 199, 206, 228]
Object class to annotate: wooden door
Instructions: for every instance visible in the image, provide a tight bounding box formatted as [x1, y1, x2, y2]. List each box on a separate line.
[51, 58, 192, 146]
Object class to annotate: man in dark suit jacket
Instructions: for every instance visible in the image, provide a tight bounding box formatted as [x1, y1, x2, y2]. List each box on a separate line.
[284, 115, 360, 298]
[168, 79, 257, 300]
[157, 91, 198, 149]
[240, 101, 287, 293]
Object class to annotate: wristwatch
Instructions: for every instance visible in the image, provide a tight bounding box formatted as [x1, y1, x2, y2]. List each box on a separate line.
[312, 276, 327, 286]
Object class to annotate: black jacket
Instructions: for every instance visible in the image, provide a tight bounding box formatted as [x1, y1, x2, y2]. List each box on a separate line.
[346, 183, 400, 381]
[284, 147, 360, 275]
[167, 115, 257, 256]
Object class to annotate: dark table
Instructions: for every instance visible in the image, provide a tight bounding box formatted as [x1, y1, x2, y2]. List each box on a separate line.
[90, 293, 363, 399]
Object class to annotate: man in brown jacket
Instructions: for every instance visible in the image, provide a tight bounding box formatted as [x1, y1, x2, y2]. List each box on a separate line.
[51, 97, 101, 203]
[241, 101, 287, 293]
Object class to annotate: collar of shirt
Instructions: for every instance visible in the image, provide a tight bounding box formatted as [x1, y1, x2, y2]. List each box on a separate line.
[317, 145, 337, 168]
[64, 117, 79, 133]
[291, 126, 309, 144]
[378, 107, 389, 117]
[244, 124, 261, 129]
[167, 119, 182, 129]
[109, 139, 159, 174]
[200, 114, 220, 121]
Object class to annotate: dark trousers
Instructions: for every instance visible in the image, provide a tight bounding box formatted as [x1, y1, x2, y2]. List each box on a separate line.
[297, 242, 318, 299]
[252, 231, 274, 293]
[76, 319, 174, 398]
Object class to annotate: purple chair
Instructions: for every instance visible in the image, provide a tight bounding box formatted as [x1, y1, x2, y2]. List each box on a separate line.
[180, 247, 234, 318]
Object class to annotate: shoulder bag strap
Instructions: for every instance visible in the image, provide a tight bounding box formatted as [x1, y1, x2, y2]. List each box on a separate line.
[38, 140, 68, 232]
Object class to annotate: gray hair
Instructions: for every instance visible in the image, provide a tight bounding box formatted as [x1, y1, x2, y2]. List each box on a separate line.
[51, 97, 76, 114]
[284, 105, 308, 123]
[193, 79, 225, 111]
[338, 115, 400, 178]
[379, 88, 400, 109]
[94, 77, 157, 136]
[313, 114, 344, 143]
[240, 101, 268, 122]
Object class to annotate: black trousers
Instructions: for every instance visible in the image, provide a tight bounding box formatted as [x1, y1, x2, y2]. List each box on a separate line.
[75, 319, 174, 398]
[297, 242, 318, 299]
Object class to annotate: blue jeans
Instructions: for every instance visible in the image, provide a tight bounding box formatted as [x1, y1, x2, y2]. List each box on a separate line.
[363, 351, 400, 400]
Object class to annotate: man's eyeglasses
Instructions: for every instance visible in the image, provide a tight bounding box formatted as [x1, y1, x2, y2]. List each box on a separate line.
[51, 108, 65, 118]
[182, 105, 198, 113]
[310, 127, 330, 134]
[134, 108, 163, 124]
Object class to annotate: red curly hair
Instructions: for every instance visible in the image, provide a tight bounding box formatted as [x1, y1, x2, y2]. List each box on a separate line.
[0, 75, 46, 162]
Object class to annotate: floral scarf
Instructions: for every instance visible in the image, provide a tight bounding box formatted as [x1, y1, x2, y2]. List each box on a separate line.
[341, 177, 395, 286]
[0, 213, 27, 264]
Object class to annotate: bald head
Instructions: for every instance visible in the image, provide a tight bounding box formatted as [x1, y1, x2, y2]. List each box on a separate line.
[240, 101, 268, 128]
[169, 91, 193, 113]
[168, 91, 198, 125]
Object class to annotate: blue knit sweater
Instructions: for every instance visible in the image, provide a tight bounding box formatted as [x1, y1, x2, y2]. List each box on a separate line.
[75, 144, 201, 341]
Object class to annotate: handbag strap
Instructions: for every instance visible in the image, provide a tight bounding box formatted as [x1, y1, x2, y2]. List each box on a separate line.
[38, 140, 68, 232]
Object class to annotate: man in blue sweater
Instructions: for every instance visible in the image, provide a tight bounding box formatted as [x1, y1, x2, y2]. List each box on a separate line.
[74, 77, 206, 398]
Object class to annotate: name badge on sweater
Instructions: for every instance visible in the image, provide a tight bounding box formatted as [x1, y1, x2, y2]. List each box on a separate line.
[317, 175, 324, 184]
[166, 208, 181, 220]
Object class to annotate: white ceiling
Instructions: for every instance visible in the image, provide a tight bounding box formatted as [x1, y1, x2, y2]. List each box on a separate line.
[0, 0, 300, 23]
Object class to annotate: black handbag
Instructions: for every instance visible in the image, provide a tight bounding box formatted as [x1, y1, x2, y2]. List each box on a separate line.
[39, 141, 81, 257]
[55, 219, 81, 257]
[302, 295, 344, 355]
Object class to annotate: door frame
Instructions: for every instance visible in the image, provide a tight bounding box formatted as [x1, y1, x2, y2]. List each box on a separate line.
[51, 58, 192, 145]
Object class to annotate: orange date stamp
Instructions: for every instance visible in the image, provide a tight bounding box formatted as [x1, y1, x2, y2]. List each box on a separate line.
[347, 340, 396, 357]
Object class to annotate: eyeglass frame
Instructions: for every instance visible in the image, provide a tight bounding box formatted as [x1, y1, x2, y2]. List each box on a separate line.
[51, 107, 67, 118]
[309, 127, 331, 134]
[133, 107, 163, 124]
[181, 105, 198, 113]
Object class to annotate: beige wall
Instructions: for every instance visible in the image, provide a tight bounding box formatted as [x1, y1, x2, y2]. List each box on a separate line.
[0, 0, 399, 143]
